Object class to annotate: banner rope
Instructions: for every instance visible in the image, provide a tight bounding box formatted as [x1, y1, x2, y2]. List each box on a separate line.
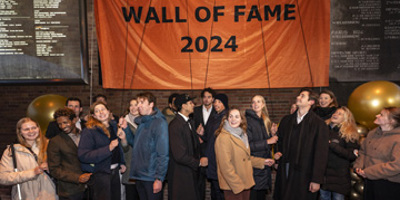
[257, 0, 274, 117]
[119, 0, 133, 114]
[127, 0, 154, 91]
[185, 0, 194, 95]
[203, 0, 217, 88]
[295, 0, 314, 87]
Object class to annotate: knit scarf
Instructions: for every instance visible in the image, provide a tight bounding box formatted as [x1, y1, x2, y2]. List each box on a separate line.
[223, 120, 249, 148]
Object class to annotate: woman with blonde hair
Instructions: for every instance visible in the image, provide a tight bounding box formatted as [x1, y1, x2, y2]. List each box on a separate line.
[215, 107, 275, 200]
[354, 107, 400, 200]
[78, 102, 129, 200]
[320, 107, 359, 200]
[245, 95, 278, 200]
[0, 117, 57, 200]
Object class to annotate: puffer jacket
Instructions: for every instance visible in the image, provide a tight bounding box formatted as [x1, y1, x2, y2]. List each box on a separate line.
[245, 109, 272, 190]
[0, 144, 57, 200]
[126, 107, 169, 182]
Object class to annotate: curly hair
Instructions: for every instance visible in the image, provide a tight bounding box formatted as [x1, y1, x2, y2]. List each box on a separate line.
[53, 107, 76, 121]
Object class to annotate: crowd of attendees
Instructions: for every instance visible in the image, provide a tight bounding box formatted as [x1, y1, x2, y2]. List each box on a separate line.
[1, 88, 400, 200]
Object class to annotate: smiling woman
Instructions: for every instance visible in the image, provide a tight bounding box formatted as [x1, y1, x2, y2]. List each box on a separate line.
[0, 118, 57, 200]
[214, 107, 275, 200]
[78, 102, 131, 200]
[313, 89, 339, 120]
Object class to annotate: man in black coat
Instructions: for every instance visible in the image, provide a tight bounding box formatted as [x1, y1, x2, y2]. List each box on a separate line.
[47, 108, 92, 200]
[192, 87, 216, 200]
[168, 94, 208, 200]
[274, 88, 329, 200]
[203, 93, 229, 200]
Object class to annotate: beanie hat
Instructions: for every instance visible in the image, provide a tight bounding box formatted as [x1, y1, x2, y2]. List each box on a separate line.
[214, 93, 229, 110]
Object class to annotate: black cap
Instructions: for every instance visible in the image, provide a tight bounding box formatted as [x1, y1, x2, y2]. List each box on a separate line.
[174, 94, 195, 109]
[214, 93, 229, 109]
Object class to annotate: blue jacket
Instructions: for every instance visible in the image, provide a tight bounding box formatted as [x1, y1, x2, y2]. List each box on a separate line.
[78, 121, 128, 173]
[126, 107, 169, 182]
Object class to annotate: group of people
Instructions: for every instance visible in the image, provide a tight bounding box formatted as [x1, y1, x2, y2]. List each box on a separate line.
[0, 88, 400, 200]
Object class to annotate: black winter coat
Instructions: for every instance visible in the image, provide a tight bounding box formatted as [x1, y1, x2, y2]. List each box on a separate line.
[245, 109, 272, 190]
[204, 109, 227, 180]
[168, 114, 201, 200]
[274, 111, 329, 200]
[321, 125, 359, 195]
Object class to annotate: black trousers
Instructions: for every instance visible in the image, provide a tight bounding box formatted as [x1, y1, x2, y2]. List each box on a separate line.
[58, 192, 85, 200]
[250, 189, 267, 200]
[364, 179, 400, 200]
[87, 169, 121, 200]
[124, 183, 140, 200]
[136, 180, 163, 200]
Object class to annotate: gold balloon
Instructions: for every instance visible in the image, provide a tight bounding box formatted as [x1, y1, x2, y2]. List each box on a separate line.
[349, 189, 361, 200]
[350, 169, 362, 182]
[354, 181, 364, 194]
[348, 81, 400, 129]
[27, 94, 67, 134]
[356, 124, 369, 137]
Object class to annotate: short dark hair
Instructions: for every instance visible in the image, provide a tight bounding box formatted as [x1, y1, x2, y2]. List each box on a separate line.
[65, 97, 82, 107]
[385, 107, 400, 128]
[300, 88, 319, 109]
[168, 93, 179, 104]
[53, 108, 76, 121]
[201, 87, 216, 98]
[93, 94, 107, 103]
[137, 92, 157, 108]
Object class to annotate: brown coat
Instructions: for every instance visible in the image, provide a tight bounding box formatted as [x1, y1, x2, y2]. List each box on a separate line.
[354, 126, 400, 183]
[215, 128, 265, 194]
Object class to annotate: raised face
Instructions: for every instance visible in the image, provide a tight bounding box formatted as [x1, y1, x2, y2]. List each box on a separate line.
[202, 91, 214, 107]
[92, 104, 110, 123]
[213, 99, 225, 113]
[331, 109, 345, 125]
[319, 93, 333, 108]
[129, 99, 139, 115]
[374, 109, 393, 127]
[138, 97, 153, 116]
[66, 100, 82, 118]
[251, 96, 265, 114]
[296, 91, 313, 108]
[56, 116, 74, 134]
[182, 100, 195, 114]
[20, 121, 39, 143]
[228, 109, 242, 128]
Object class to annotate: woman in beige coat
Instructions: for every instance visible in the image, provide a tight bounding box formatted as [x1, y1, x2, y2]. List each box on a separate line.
[215, 108, 275, 200]
[0, 117, 57, 200]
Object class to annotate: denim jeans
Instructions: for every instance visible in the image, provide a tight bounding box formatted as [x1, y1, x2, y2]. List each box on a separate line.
[320, 189, 345, 200]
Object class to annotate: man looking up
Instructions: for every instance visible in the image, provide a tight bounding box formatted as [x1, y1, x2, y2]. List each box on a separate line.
[46, 97, 86, 139]
[119, 92, 169, 200]
[273, 88, 329, 200]
[47, 108, 92, 200]
[168, 94, 208, 200]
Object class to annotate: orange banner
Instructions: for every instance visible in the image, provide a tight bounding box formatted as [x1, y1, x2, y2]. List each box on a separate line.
[94, 0, 330, 89]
